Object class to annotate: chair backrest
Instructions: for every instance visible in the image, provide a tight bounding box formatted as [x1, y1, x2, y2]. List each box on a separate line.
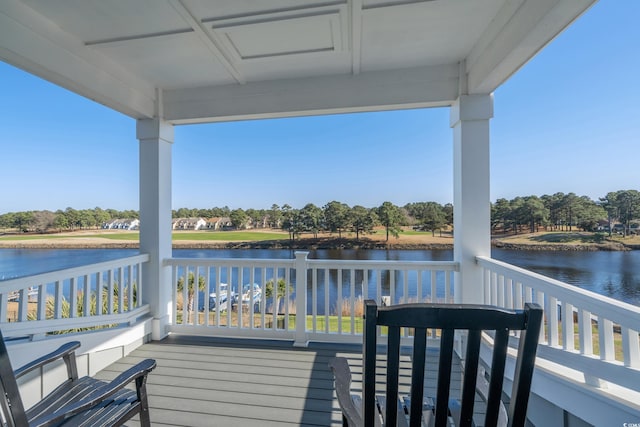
[0, 331, 29, 427]
[362, 300, 543, 427]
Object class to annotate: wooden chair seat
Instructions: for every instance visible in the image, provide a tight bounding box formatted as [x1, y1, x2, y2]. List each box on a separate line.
[1, 330, 156, 427]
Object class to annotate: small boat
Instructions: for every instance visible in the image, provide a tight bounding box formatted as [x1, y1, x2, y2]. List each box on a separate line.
[202, 283, 236, 312]
[7, 286, 38, 302]
[240, 283, 261, 309]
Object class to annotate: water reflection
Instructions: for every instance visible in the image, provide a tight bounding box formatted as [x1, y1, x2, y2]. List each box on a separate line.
[492, 249, 640, 305]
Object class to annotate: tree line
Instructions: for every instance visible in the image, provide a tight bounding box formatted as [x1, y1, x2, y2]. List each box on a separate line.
[492, 190, 640, 236]
[2, 189, 639, 239]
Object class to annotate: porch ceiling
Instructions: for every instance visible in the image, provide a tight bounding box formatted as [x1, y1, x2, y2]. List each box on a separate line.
[0, 0, 595, 123]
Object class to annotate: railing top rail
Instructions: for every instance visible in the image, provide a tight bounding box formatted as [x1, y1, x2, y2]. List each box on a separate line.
[0, 254, 150, 291]
[306, 259, 459, 270]
[166, 257, 458, 271]
[165, 257, 296, 267]
[476, 255, 640, 326]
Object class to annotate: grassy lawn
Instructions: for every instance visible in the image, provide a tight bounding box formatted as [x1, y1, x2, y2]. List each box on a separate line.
[172, 231, 288, 241]
[0, 234, 73, 241]
[176, 311, 364, 333]
[498, 231, 640, 246]
[0, 231, 289, 242]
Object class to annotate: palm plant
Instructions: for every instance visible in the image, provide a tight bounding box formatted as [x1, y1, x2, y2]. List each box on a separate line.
[265, 277, 293, 315]
[176, 272, 206, 323]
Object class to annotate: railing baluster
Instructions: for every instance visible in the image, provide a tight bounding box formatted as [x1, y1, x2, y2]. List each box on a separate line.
[578, 309, 593, 356]
[324, 268, 330, 333]
[238, 267, 244, 329]
[127, 265, 134, 313]
[376, 268, 382, 306]
[390, 269, 396, 305]
[483, 267, 490, 304]
[108, 269, 114, 315]
[97, 271, 104, 315]
[429, 270, 436, 303]
[337, 269, 342, 334]
[82, 274, 90, 317]
[284, 266, 291, 331]
[37, 284, 46, 320]
[118, 267, 124, 314]
[350, 269, 355, 334]
[505, 278, 513, 309]
[599, 317, 615, 361]
[70, 277, 78, 319]
[562, 302, 575, 351]
[136, 261, 142, 309]
[548, 296, 559, 347]
[312, 267, 317, 333]
[497, 274, 505, 307]
[622, 327, 640, 368]
[55, 280, 63, 320]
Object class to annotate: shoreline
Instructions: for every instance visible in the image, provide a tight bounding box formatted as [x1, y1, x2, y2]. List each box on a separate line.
[1, 237, 638, 251]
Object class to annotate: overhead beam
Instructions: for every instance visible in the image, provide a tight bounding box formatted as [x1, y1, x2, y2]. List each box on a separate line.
[0, 1, 155, 119]
[466, 0, 596, 94]
[163, 63, 459, 124]
[350, 0, 363, 75]
[168, 0, 245, 84]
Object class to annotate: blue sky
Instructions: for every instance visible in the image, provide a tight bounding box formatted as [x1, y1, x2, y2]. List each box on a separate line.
[1, 0, 638, 214]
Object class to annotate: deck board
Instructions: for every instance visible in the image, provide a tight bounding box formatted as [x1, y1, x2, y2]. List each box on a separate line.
[93, 335, 480, 427]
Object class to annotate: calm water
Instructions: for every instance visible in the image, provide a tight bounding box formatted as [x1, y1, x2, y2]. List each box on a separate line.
[1, 248, 639, 306]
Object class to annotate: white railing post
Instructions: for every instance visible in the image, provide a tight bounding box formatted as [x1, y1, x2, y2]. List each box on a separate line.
[294, 251, 309, 347]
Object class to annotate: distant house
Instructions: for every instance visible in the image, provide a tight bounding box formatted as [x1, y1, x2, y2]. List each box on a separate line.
[205, 217, 232, 230]
[172, 217, 207, 230]
[102, 219, 139, 230]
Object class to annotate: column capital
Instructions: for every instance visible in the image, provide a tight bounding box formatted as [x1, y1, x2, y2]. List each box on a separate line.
[136, 118, 174, 142]
[450, 94, 494, 127]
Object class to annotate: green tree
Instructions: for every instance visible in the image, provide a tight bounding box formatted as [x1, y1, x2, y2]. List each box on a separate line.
[246, 208, 265, 228]
[300, 203, 324, 238]
[281, 205, 303, 240]
[323, 201, 350, 238]
[229, 208, 249, 229]
[53, 210, 69, 231]
[64, 207, 79, 230]
[442, 203, 454, 232]
[268, 204, 282, 228]
[492, 198, 512, 234]
[350, 205, 377, 240]
[93, 207, 111, 227]
[521, 196, 547, 233]
[599, 192, 619, 237]
[420, 202, 447, 236]
[575, 198, 606, 231]
[177, 271, 206, 322]
[377, 201, 403, 241]
[13, 211, 34, 232]
[541, 193, 565, 231]
[614, 190, 640, 236]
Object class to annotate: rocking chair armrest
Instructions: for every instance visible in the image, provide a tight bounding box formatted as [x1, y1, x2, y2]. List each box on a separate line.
[14, 341, 81, 379]
[328, 357, 363, 427]
[29, 358, 157, 427]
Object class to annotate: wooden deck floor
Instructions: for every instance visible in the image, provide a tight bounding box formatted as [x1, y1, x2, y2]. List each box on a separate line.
[95, 335, 465, 427]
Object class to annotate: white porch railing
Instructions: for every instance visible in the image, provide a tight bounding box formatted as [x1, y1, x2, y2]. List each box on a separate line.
[476, 255, 640, 394]
[0, 254, 150, 339]
[165, 252, 458, 344]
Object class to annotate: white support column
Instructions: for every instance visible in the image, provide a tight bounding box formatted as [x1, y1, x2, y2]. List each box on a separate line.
[450, 94, 493, 304]
[137, 118, 174, 340]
